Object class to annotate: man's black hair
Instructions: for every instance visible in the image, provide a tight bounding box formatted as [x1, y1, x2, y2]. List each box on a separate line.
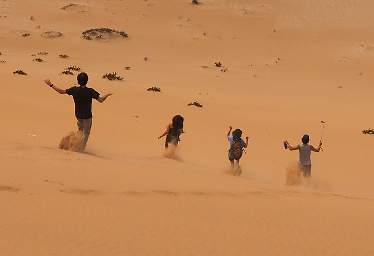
[77, 72, 88, 86]
[302, 134, 310, 144]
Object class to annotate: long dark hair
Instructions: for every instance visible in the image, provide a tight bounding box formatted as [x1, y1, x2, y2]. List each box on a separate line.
[172, 115, 184, 130]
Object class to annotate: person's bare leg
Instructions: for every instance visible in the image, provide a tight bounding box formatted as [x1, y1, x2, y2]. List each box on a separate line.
[236, 160, 242, 176]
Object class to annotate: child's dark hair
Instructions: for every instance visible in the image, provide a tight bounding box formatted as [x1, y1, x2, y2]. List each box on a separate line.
[77, 72, 88, 86]
[232, 129, 242, 142]
[302, 134, 310, 144]
[172, 115, 184, 130]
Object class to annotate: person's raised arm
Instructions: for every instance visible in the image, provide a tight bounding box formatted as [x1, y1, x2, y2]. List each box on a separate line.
[311, 141, 323, 152]
[286, 141, 299, 151]
[158, 125, 170, 139]
[97, 93, 113, 103]
[227, 126, 232, 137]
[44, 79, 67, 94]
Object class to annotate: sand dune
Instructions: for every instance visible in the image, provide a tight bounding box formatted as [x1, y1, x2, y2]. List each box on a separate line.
[1, 0, 374, 255]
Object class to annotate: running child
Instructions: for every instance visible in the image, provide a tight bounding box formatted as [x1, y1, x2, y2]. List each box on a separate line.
[284, 134, 322, 177]
[158, 115, 184, 148]
[227, 126, 248, 172]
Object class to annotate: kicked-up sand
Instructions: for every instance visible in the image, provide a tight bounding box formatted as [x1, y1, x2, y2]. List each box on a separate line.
[1, 0, 374, 255]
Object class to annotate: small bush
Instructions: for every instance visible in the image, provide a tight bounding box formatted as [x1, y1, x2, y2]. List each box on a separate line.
[66, 66, 81, 71]
[214, 62, 222, 67]
[362, 129, 374, 135]
[13, 70, 27, 75]
[102, 72, 123, 81]
[188, 101, 203, 108]
[61, 70, 74, 75]
[147, 87, 161, 92]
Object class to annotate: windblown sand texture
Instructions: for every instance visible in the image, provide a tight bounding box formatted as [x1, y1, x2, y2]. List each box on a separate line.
[1, 0, 374, 255]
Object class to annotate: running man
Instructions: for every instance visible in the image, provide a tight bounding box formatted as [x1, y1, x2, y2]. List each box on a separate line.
[44, 72, 112, 151]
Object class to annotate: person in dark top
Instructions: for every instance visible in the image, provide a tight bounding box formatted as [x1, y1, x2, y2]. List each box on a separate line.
[44, 72, 112, 151]
[158, 115, 184, 148]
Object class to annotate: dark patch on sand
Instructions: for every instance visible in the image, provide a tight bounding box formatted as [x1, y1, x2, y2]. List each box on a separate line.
[82, 28, 128, 41]
[41, 31, 63, 39]
[0, 185, 20, 193]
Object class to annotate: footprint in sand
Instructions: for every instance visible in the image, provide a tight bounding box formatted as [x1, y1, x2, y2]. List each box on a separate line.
[0, 185, 20, 193]
[44, 179, 64, 186]
[60, 188, 101, 196]
[186, 191, 213, 197]
[41, 31, 63, 39]
[152, 190, 179, 196]
[122, 191, 148, 196]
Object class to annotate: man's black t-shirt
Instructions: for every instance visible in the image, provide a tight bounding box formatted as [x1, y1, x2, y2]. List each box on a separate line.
[66, 86, 100, 119]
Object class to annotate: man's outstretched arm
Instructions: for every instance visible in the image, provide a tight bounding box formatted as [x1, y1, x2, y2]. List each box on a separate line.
[44, 79, 67, 94]
[97, 93, 113, 103]
[285, 141, 299, 151]
[311, 141, 323, 152]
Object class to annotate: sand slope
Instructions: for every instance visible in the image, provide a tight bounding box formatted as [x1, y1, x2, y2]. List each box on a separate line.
[1, 0, 374, 255]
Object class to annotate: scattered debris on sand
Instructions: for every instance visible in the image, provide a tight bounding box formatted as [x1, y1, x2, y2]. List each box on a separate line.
[41, 31, 63, 39]
[61, 3, 86, 11]
[61, 3, 79, 10]
[59, 54, 69, 59]
[82, 28, 128, 40]
[201, 65, 209, 68]
[13, 70, 27, 76]
[37, 51, 48, 56]
[22, 33, 31, 37]
[192, 0, 200, 5]
[33, 58, 43, 62]
[30, 16, 35, 21]
[362, 129, 374, 135]
[61, 66, 81, 75]
[144, 57, 148, 61]
[147, 86, 161, 92]
[214, 62, 222, 67]
[124, 66, 131, 70]
[188, 101, 203, 108]
[61, 70, 74, 75]
[66, 66, 81, 71]
[102, 72, 124, 81]
[214, 61, 228, 72]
